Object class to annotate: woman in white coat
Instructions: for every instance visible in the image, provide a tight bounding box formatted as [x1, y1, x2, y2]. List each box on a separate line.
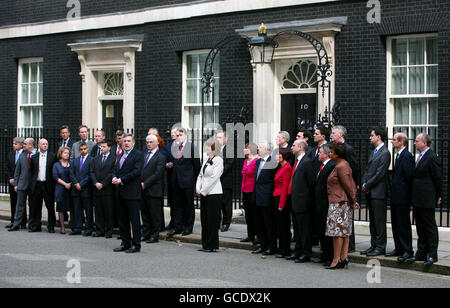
[196, 138, 224, 252]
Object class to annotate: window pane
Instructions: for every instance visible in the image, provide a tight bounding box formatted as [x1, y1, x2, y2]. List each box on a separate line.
[32, 107, 41, 126]
[411, 98, 427, 125]
[409, 67, 424, 94]
[199, 53, 207, 75]
[30, 63, 38, 82]
[429, 98, 438, 125]
[391, 67, 407, 94]
[21, 85, 29, 105]
[186, 55, 198, 78]
[186, 80, 197, 104]
[409, 38, 424, 65]
[30, 84, 38, 104]
[188, 106, 201, 129]
[426, 37, 437, 65]
[212, 54, 220, 75]
[426, 66, 438, 94]
[392, 39, 407, 66]
[22, 107, 31, 127]
[213, 82, 219, 104]
[21, 63, 29, 83]
[393, 98, 409, 125]
[38, 83, 43, 104]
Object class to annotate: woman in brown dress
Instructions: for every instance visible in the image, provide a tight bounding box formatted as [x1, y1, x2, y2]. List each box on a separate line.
[326, 143, 360, 269]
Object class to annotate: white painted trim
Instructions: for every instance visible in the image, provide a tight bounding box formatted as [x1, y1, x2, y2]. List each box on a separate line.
[0, 0, 340, 40]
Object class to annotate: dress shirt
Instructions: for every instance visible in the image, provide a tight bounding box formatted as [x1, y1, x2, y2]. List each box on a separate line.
[317, 158, 331, 177]
[38, 151, 48, 181]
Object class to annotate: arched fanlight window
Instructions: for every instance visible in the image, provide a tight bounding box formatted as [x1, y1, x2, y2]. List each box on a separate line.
[282, 60, 318, 89]
[103, 72, 124, 96]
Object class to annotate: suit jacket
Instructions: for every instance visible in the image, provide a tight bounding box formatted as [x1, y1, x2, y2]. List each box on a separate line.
[70, 155, 93, 198]
[391, 149, 414, 206]
[327, 160, 357, 205]
[29, 151, 57, 194]
[141, 150, 166, 198]
[59, 138, 75, 149]
[362, 144, 391, 199]
[6, 150, 21, 183]
[220, 145, 235, 190]
[113, 148, 143, 200]
[171, 141, 201, 189]
[90, 144, 103, 158]
[342, 142, 360, 186]
[13, 150, 34, 191]
[71, 140, 95, 160]
[90, 153, 116, 196]
[315, 160, 336, 213]
[290, 155, 315, 213]
[412, 149, 442, 209]
[254, 156, 277, 207]
[196, 156, 224, 196]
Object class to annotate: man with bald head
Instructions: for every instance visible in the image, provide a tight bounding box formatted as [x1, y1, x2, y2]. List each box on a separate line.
[8, 138, 37, 231]
[390, 132, 415, 262]
[29, 139, 58, 232]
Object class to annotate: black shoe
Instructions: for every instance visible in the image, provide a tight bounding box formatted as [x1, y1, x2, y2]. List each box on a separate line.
[424, 257, 437, 266]
[252, 248, 265, 254]
[326, 260, 343, 270]
[146, 237, 159, 243]
[286, 254, 300, 260]
[323, 261, 332, 267]
[8, 226, 20, 232]
[294, 255, 311, 263]
[93, 233, 105, 238]
[141, 236, 150, 241]
[203, 249, 217, 253]
[69, 231, 82, 236]
[181, 231, 192, 236]
[28, 228, 41, 233]
[167, 230, 181, 237]
[105, 233, 112, 239]
[398, 253, 414, 263]
[252, 239, 262, 245]
[83, 231, 92, 237]
[114, 245, 131, 252]
[385, 250, 402, 257]
[125, 246, 141, 253]
[263, 250, 276, 256]
[60, 230, 66, 235]
[5, 223, 13, 229]
[166, 223, 174, 230]
[360, 247, 375, 255]
[220, 224, 229, 232]
[367, 249, 385, 257]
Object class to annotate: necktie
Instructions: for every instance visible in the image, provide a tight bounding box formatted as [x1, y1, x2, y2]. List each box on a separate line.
[256, 159, 265, 180]
[15, 151, 19, 164]
[116, 147, 121, 158]
[317, 163, 324, 179]
[415, 153, 423, 168]
[63, 140, 66, 148]
[177, 144, 183, 160]
[288, 159, 299, 195]
[80, 156, 84, 171]
[39, 154, 46, 181]
[119, 151, 128, 169]
[101, 155, 106, 168]
[144, 151, 152, 167]
[27, 152, 31, 167]
[394, 153, 399, 167]
[373, 148, 378, 157]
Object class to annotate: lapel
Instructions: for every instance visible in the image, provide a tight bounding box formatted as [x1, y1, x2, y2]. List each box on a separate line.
[144, 150, 158, 169]
[369, 145, 383, 163]
[394, 148, 405, 171]
[120, 149, 134, 169]
[416, 149, 431, 170]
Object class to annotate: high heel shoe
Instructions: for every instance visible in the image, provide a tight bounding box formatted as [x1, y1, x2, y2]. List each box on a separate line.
[340, 258, 349, 269]
[326, 259, 342, 270]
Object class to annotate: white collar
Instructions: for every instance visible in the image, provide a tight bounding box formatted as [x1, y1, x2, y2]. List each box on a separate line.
[397, 147, 406, 156]
[322, 158, 331, 166]
[375, 143, 384, 152]
[297, 153, 306, 162]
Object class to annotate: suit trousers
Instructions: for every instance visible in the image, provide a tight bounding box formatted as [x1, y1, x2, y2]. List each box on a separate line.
[141, 192, 163, 238]
[73, 197, 93, 233]
[293, 210, 313, 257]
[200, 194, 222, 250]
[8, 185, 18, 224]
[166, 177, 175, 227]
[368, 198, 387, 250]
[93, 193, 115, 236]
[274, 196, 292, 255]
[349, 211, 356, 251]
[242, 192, 257, 240]
[30, 182, 56, 229]
[413, 207, 439, 260]
[117, 197, 141, 248]
[172, 183, 195, 233]
[255, 204, 277, 252]
[390, 204, 413, 255]
[12, 190, 29, 228]
[220, 188, 233, 226]
[315, 209, 333, 262]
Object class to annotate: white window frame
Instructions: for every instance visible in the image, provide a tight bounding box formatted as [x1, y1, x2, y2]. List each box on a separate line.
[181, 49, 219, 130]
[17, 57, 44, 134]
[386, 34, 438, 149]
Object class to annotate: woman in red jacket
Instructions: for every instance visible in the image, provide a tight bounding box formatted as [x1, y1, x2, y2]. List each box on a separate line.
[273, 148, 293, 258]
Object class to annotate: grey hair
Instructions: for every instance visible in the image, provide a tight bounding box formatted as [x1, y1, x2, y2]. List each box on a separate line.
[146, 134, 158, 142]
[298, 140, 308, 151]
[260, 141, 273, 152]
[278, 131, 290, 143]
[333, 125, 347, 139]
[13, 137, 25, 144]
[148, 127, 159, 134]
[123, 133, 135, 142]
[321, 143, 332, 155]
[395, 132, 408, 147]
[419, 133, 432, 147]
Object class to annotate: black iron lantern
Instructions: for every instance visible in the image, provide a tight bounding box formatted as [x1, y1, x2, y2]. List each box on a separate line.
[247, 23, 278, 64]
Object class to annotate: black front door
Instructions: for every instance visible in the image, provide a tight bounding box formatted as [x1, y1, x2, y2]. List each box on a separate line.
[281, 94, 317, 140]
[102, 100, 123, 133]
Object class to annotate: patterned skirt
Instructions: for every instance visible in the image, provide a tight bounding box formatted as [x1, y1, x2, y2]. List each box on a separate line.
[325, 202, 353, 238]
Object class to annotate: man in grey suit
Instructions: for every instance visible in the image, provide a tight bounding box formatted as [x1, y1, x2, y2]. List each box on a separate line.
[361, 127, 391, 256]
[8, 138, 37, 231]
[71, 125, 95, 160]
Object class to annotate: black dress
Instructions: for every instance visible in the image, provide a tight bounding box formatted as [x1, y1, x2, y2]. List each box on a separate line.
[53, 161, 71, 212]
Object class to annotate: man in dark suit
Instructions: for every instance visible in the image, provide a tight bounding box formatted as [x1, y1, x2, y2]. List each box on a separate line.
[69, 142, 94, 236]
[29, 139, 57, 233]
[216, 131, 235, 232]
[296, 129, 315, 158]
[390, 132, 415, 262]
[90, 129, 106, 158]
[9, 138, 36, 231]
[252, 142, 277, 256]
[90, 141, 116, 238]
[163, 127, 178, 230]
[167, 128, 201, 237]
[408, 133, 442, 266]
[331, 125, 360, 252]
[5, 137, 24, 229]
[113, 134, 143, 253]
[361, 127, 391, 257]
[111, 130, 124, 162]
[140, 134, 166, 243]
[312, 144, 336, 266]
[287, 140, 315, 263]
[311, 126, 330, 172]
[59, 125, 74, 149]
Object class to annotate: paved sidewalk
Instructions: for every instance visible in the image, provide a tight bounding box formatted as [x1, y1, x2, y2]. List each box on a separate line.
[1, 199, 449, 276]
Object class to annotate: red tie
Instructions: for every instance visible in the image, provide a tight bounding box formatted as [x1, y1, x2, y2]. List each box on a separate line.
[288, 159, 298, 195]
[116, 147, 121, 158]
[27, 152, 31, 167]
[63, 141, 66, 147]
[317, 163, 324, 179]
[177, 144, 183, 160]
